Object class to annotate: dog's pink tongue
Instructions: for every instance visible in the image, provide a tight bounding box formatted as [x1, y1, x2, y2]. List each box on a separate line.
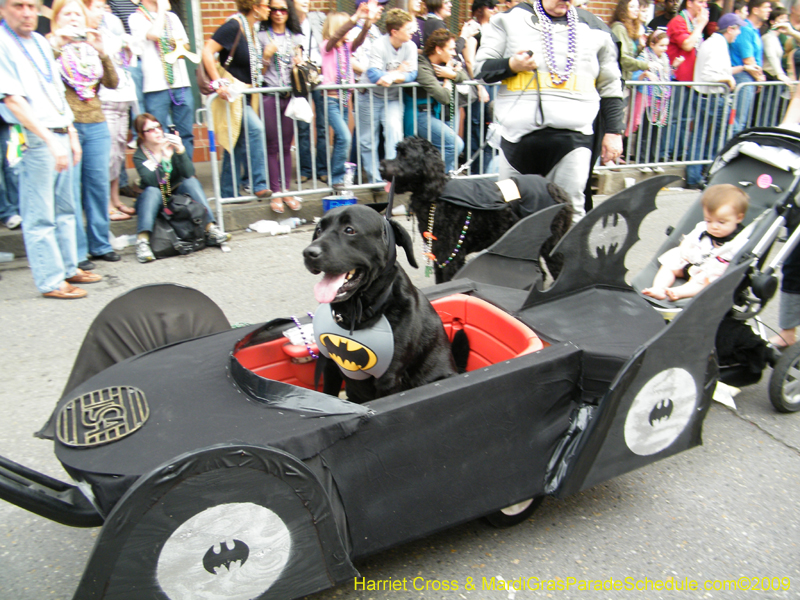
[314, 272, 347, 304]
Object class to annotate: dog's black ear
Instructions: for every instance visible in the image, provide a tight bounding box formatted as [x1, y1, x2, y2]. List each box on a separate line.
[389, 219, 418, 269]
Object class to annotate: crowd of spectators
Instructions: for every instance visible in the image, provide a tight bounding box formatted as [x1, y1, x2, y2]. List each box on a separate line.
[0, 0, 232, 294]
[619, 0, 799, 189]
[4, 0, 800, 296]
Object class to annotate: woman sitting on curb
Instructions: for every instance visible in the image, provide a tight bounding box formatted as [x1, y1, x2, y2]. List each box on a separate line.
[132, 113, 230, 263]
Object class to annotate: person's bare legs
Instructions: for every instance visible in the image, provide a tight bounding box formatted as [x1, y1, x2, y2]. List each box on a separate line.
[664, 278, 707, 301]
[770, 328, 796, 348]
[781, 80, 800, 126]
[642, 265, 680, 299]
[110, 178, 135, 214]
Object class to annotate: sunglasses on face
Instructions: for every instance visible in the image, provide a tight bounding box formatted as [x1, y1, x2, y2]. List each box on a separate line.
[143, 125, 162, 133]
[270, 7, 288, 13]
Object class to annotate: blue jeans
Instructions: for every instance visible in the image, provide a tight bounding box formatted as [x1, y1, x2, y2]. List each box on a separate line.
[664, 86, 695, 161]
[136, 176, 215, 234]
[297, 89, 327, 178]
[119, 62, 145, 189]
[686, 94, 727, 186]
[73, 121, 113, 258]
[221, 104, 268, 199]
[322, 97, 351, 184]
[467, 100, 495, 174]
[19, 131, 78, 293]
[0, 122, 20, 222]
[144, 86, 195, 158]
[357, 92, 403, 183]
[732, 71, 756, 136]
[417, 110, 463, 173]
[128, 61, 145, 133]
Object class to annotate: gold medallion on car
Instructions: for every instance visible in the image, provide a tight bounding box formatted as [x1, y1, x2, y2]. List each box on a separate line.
[56, 386, 149, 447]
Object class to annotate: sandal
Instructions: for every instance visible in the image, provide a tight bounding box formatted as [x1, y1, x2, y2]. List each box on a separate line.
[284, 196, 302, 211]
[109, 208, 131, 221]
[43, 283, 87, 299]
[66, 269, 103, 284]
[270, 199, 285, 213]
[116, 204, 136, 215]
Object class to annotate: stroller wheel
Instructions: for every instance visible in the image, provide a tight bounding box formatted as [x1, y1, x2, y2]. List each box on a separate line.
[768, 343, 800, 412]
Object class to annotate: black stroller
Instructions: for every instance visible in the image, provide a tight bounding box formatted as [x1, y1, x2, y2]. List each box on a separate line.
[631, 127, 800, 412]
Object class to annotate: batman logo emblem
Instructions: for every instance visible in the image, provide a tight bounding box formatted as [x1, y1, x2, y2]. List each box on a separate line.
[648, 398, 674, 426]
[202, 539, 249, 574]
[588, 212, 629, 259]
[624, 368, 697, 456]
[157, 502, 291, 600]
[319, 333, 378, 372]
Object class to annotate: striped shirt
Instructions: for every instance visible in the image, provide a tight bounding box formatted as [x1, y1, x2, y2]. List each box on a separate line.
[109, 0, 140, 35]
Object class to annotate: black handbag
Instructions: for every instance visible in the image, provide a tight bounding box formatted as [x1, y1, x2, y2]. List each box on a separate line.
[290, 61, 322, 97]
[150, 194, 209, 258]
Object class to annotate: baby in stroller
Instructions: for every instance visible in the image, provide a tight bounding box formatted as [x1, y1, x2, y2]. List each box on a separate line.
[643, 184, 751, 301]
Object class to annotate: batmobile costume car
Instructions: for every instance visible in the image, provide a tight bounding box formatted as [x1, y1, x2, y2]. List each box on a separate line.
[2, 128, 799, 600]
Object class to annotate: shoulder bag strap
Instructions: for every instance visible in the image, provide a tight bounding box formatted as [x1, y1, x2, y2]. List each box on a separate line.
[223, 20, 243, 68]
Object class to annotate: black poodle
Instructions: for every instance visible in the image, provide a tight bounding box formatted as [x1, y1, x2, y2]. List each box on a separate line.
[380, 137, 573, 284]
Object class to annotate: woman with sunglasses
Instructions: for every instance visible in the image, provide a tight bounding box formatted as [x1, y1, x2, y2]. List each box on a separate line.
[132, 113, 230, 263]
[258, 0, 303, 212]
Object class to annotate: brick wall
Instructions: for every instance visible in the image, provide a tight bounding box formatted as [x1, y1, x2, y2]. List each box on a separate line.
[197, 0, 615, 40]
[586, 1, 615, 22]
[200, 0, 335, 40]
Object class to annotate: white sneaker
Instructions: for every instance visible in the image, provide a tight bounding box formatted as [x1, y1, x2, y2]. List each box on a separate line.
[205, 224, 231, 246]
[136, 238, 156, 263]
[639, 167, 653, 174]
[5, 214, 21, 229]
[653, 166, 665, 173]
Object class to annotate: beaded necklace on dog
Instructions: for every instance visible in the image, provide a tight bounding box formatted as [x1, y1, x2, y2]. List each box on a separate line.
[2, 21, 67, 115]
[423, 203, 472, 277]
[532, 0, 578, 86]
[142, 145, 173, 204]
[290, 313, 318, 359]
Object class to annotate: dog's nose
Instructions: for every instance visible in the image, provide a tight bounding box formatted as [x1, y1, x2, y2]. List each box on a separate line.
[303, 245, 322, 261]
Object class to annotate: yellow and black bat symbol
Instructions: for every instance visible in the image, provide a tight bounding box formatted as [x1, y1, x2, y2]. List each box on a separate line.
[319, 333, 378, 372]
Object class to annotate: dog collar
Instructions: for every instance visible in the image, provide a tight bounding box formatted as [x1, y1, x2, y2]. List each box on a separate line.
[314, 304, 394, 380]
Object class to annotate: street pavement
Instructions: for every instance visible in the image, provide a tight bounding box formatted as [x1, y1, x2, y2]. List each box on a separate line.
[0, 189, 798, 600]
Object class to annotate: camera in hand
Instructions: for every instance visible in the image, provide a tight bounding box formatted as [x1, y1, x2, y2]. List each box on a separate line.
[58, 26, 88, 41]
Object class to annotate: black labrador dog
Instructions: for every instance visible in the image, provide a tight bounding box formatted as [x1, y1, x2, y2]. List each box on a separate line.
[303, 204, 457, 403]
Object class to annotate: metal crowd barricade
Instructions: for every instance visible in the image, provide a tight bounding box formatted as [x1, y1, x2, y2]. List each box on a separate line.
[601, 79, 794, 173]
[729, 80, 794, 134]
[196, 80, 499, 230]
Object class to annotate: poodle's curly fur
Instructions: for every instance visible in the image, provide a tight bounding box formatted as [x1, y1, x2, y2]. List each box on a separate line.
[380, 137, 573, 284]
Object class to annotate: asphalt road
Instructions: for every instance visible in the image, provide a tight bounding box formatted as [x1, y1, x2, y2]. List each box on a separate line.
[0, 189, 798, 600]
